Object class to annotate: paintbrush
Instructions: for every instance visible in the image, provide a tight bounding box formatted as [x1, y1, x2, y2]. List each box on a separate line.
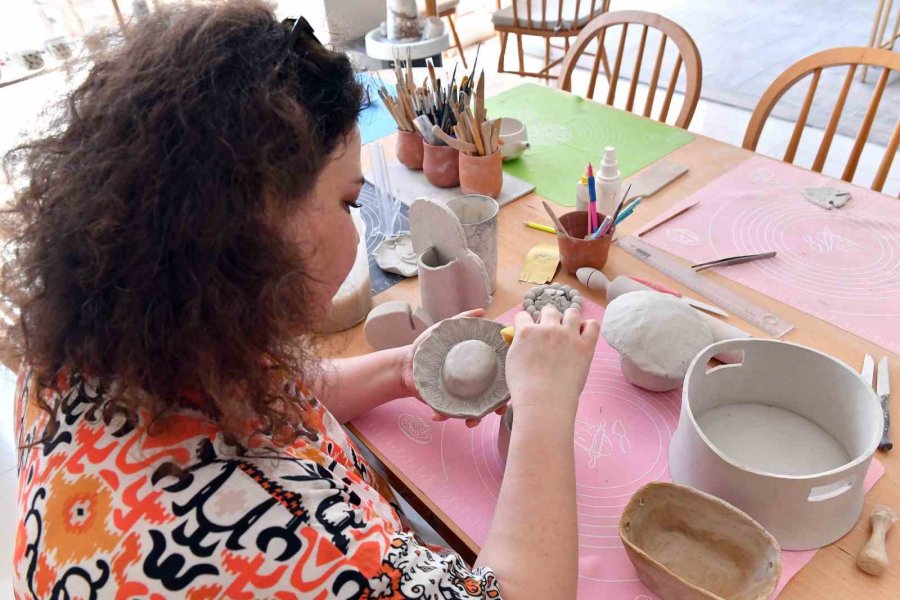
[610, 183, 633, 224]
[542, 201, 569, 237]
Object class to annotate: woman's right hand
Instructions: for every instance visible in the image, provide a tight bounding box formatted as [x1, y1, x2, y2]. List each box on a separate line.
[505, 305, 600, 422]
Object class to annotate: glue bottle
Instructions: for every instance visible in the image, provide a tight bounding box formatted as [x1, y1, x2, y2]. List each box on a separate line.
[597, 146, 621, 217]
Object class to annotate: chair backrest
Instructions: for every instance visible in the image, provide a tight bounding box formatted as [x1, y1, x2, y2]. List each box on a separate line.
[508, 0, 608, 32]
[743, 47, 900, 195]
[557, 10, 702, 129]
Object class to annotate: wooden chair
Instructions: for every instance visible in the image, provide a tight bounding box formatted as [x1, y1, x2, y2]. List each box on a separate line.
[492, 0, 611, 80]
[743, 47, 900, 195]
[421, 0, 468, 67]
[557, 10, 702, 129]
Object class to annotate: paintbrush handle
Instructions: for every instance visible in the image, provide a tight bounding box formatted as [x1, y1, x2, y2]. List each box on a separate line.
[542, 201, 569, 237]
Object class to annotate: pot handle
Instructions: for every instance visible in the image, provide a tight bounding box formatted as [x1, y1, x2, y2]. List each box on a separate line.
[690, 339, 752, 376]
[807, 476, 855, 503]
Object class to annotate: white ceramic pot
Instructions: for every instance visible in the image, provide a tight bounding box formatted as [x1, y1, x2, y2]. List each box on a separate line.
[669, 339, 884, 550]
[498, 118, 530, 161]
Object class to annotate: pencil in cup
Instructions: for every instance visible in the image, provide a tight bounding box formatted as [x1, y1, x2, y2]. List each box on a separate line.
[556, 211, 614, 275]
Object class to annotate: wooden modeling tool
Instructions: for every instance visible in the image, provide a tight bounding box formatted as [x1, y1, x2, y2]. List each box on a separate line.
[856, 505, 896, 575]
[628, 161, 689, 199]
[637, 199, 700, 237]
[542, 201, 569, 237]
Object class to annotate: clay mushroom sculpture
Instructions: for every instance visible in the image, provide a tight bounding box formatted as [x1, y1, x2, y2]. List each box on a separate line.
[523, 283, 581, 321]
[601, 291, 714, 392]
[413, 318, 510, 419]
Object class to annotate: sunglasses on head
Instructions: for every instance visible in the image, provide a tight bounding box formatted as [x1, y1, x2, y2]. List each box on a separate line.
[281, 16, 322, 51]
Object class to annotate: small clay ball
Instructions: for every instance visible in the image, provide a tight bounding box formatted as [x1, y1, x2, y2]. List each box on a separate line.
[442, 340, 499, 399]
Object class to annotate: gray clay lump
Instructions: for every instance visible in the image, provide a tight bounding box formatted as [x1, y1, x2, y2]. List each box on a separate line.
[413, 318, 510, 419]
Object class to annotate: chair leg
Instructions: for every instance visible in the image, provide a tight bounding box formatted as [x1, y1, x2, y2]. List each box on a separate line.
[544, 37, 551, 75]
[516, 33, 525, 74]
[498, 31, 508, 73]
[446, 13, 467, 68]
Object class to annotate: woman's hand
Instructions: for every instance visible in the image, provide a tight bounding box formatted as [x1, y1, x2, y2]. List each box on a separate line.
[505, 305, 600, 423]
[399, 308, 507, 428]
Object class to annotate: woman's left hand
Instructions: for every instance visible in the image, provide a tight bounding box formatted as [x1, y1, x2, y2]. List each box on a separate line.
[399, 308, 508, 428]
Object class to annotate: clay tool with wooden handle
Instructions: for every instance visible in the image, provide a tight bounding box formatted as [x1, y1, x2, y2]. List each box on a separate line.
[542, 201, 569, 237]
[857, 505, 896, 575]
[431, 125, 477, 154]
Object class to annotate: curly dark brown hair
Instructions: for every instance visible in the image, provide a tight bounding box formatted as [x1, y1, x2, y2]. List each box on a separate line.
[1, 0, 364, 445]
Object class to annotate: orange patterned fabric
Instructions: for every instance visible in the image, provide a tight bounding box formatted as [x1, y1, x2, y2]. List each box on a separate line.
[13, 368, 501, 598]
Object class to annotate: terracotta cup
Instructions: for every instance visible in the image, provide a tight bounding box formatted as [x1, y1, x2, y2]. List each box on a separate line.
[459, 151, 503, 198]
[423, 142, 460, 188]
[556, 210, 614, 274]
[395, 129, 424, 170]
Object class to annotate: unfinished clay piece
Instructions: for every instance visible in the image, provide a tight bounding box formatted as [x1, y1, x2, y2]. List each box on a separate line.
[579, 268, 749, 364]
[373, 234, 419, 277]
[364, 198, 491, 350]
[413, 317, 510, 419]
[498, 406, 513, 460]
[523, 283, 581, 321]
[602, 291, 714, 392]
[620, 482, 781, 600]
[803, 187, 851, 210]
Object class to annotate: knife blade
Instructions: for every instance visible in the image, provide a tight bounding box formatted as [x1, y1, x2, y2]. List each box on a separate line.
[681, 296, 730, 318]
[877, 356, 892, 451]
[862, 354, 875, 387]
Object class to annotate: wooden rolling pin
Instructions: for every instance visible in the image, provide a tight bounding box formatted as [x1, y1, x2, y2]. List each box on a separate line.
[857, 505, 896, 576]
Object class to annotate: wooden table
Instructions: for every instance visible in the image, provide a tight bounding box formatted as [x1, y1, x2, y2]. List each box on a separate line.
[326, 72, 900, 599]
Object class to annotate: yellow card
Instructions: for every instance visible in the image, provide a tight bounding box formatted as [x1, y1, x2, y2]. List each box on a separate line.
[519, 243, 560, 284]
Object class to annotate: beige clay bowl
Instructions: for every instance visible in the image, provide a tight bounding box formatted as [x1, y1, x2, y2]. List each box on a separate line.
[620, 482, 781, 600]
[413, 318, 510, 419]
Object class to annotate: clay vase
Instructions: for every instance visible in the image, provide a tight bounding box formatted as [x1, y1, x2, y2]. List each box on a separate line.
[423, 142, 460, 188]
[459, 151, 503, 198]
[556, 210, 614, 275]
[446, 194, 499, 293]
[396, 129, 424, 170]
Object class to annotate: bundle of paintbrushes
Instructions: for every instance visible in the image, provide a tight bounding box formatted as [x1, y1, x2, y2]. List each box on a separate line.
[374, 47, 501, 156]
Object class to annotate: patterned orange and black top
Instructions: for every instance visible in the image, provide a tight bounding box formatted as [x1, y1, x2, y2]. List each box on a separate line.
[13, 368, 502, 599]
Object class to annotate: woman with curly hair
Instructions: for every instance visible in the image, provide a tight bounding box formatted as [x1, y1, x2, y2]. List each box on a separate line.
[4, 1, 599, 598]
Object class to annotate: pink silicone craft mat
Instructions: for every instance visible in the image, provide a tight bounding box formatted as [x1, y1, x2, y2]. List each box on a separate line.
[353, 299, 885, 599]
[636, 155, 900, 354]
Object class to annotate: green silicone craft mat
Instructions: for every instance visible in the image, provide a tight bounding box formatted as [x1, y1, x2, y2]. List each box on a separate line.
[485, 83, 694, 206]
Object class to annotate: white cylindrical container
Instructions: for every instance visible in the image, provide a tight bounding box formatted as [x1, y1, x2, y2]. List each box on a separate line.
[669, 339, 884, 550]
[575, 177, 590, 212]
[597, 146, 621, 216]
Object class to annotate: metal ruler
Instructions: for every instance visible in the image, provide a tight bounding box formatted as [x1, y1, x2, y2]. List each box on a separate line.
[616, 236, 795, 338]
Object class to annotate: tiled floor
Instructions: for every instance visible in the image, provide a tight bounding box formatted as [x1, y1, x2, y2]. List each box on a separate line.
[1, 8, 897, 594]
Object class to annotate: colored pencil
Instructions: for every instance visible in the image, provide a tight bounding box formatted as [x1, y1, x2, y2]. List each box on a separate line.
[587, 163, 598, 234]
[525, 221, 556, 234]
